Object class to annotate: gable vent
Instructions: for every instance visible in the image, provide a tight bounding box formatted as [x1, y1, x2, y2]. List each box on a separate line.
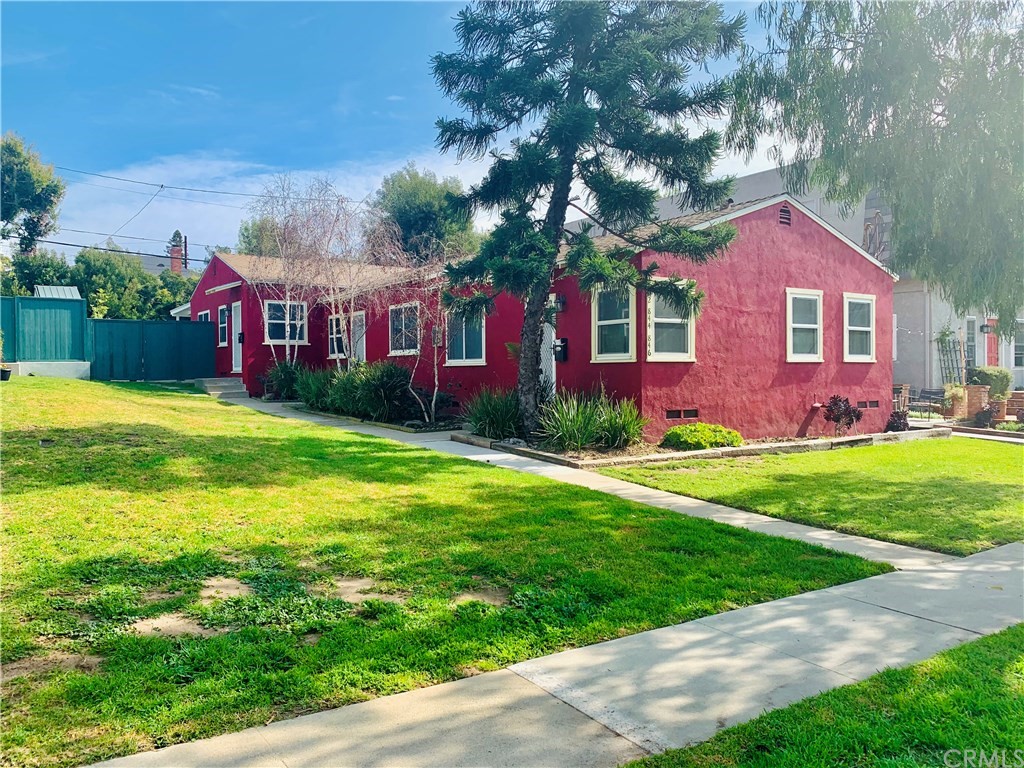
[779, 204, 792, 226]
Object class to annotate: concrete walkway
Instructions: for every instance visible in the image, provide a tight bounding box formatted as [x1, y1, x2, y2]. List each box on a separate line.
[98, 543, 1023, 768]
[94, 400, 1022, 767]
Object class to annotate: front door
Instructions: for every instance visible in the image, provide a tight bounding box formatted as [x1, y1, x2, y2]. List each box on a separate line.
[231, 301, 242, 373]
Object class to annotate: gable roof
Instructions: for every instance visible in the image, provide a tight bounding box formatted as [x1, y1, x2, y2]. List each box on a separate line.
[213, 252, 418, 289]
[579, 194, 895, 279]
[34, 285, 82, 299]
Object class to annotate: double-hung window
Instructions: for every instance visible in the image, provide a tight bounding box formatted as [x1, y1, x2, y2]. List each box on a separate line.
[389, 302, 419, 355]
[646, 290, 695, 362]
[217, 306, 229, 346]
[328, 312, 366, 361]
[786, 288, 823, 362]
[1014, 323, 1024, 368]
[964, 317, 978, 368]
[446, 311, 485, 365]
[843, 293, 875, 362]
[592, 287, 635, 362]
[264, 301, 307, 344]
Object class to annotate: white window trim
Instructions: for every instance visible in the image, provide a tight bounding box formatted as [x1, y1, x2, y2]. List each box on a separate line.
[591, 286, 636, 363]
[786, 288, 823, 363]
[444, 310, 487, 367]
[1013, 318, 1024, 369]
[388, 301, 420, 356]
[217, 306, 229, 347]
[645, 282, 696, 363]
[197, 310, 210, 323]
[327, 311, 367, 361]
[262, 300, 309, 346]
[843, 292, 876, 363]
[964, 316, 979, 367]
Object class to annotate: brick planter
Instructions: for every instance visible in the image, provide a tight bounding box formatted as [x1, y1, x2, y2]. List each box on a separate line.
[965, 384, 990, 421]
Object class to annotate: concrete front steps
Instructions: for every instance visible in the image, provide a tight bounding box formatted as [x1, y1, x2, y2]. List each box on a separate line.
[195, 377, 248, 399]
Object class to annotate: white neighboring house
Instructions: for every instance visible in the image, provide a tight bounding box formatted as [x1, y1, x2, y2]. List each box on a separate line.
[567, 165, 1021, 391]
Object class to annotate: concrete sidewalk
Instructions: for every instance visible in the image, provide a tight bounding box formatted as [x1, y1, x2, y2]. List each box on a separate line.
[93, 400, 1022, 768]
[97, 543, 1023, 767]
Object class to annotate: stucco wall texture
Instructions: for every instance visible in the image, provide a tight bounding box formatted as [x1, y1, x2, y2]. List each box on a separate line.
[192, 200, 895, 440]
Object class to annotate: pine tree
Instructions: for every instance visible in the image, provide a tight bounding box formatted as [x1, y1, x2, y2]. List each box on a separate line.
[166, 229, 184, 256]
[434, 1, 744, 433]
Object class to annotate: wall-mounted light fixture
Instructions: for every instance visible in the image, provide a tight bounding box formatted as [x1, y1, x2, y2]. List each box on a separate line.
[432, 327, 443, 346]
[553, 294, 567, 313]
[980, 323, 994, 334]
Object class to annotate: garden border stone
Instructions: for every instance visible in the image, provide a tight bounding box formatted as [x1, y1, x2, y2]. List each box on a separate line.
[451, 428, 952, 469]
[286, 404, 463, 434]
[950, 424, 1024, 441]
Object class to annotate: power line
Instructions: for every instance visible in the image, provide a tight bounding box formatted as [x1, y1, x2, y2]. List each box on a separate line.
[57, 165, 363, 203]
[60, 227, 215, 249]
[65, 178, 248, 210]
[112, 186, 164, 235]
[31, 239, 212, 267]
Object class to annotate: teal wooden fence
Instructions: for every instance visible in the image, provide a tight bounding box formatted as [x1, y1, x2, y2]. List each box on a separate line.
[0, 296, 87, 362]
[0, 296, 215, 380]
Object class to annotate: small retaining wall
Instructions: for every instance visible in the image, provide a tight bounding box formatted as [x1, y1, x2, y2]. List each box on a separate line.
[452, 427, 953, 469]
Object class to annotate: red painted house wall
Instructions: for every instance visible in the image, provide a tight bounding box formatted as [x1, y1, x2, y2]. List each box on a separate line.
[191, 198, 894, 438]
[634, 202, 893, 438]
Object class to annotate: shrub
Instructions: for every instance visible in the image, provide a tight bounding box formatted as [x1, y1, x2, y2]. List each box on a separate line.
[995, 421, 1024, 432]
[596, 396, 648, 449]
[264, 360, 303, 400]
[969, 366, 1013, 399]
[295, 367, 334, 411]
[884, 409, 910, 432]
[325, 367, 364, 417]
[464, 387, 521, 440]
[661, 422, 742, 451]
[822, 394, 864, 436]
[974, 403, 998, 429]
[355, 362, 415, 423]
[539, 391, 603, 452]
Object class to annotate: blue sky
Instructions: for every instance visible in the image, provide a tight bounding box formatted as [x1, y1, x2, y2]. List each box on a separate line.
[2, 1, 773, 258]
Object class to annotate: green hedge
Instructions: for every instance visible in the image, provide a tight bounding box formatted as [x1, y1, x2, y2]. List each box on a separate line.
[661, 423, 742, 451]
[969, 366, 1013, 399]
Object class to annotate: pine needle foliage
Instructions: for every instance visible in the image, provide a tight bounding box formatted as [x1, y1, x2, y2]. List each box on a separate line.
[433, 1, 744, 432]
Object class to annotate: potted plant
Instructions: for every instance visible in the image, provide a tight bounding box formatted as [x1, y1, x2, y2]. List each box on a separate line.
[991, 393, 1008, 420]
[943, 383, 967, 420]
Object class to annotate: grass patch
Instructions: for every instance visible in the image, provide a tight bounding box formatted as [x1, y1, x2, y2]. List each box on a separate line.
[603, 440, 1024, 556]
[0, 378, 887, 767]
[631, 623, 1024, 768]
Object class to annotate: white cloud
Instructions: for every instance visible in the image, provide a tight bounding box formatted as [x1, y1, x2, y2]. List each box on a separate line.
[51, 137, 784, 264]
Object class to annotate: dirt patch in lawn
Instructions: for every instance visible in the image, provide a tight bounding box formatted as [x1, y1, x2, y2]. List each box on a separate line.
[142, 588, 180, 602]
[199, 577, 252, 603]
[129, 613, 224, 638]
[453, 588, 510, 607]
[319, 577, 406, 604]
[2, 652, 103, 681]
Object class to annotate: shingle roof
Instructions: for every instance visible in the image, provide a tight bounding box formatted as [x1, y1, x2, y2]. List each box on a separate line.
[582, 195, 780, 252]
[216, 252, 417, 291]
[33, 285, 82, 300]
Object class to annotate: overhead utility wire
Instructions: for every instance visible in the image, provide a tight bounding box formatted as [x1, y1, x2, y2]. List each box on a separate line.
[57, 165, 364, 204]
[66, 178, 247, 210]
[112, 185, 164, 235]
[60, 227, 215, 249]
[30, 238, 212, 266]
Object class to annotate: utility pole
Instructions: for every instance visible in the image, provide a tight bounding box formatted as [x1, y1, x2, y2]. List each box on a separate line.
[183, 235, 189, 271]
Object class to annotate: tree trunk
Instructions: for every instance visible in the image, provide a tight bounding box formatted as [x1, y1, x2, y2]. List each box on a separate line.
[517, 285, 550, 435]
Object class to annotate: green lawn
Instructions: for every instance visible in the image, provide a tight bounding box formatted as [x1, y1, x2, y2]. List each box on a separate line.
[632, 623, 1024, 768]
[0, 378, 887, 768]
[603, 440, 1024, 556]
